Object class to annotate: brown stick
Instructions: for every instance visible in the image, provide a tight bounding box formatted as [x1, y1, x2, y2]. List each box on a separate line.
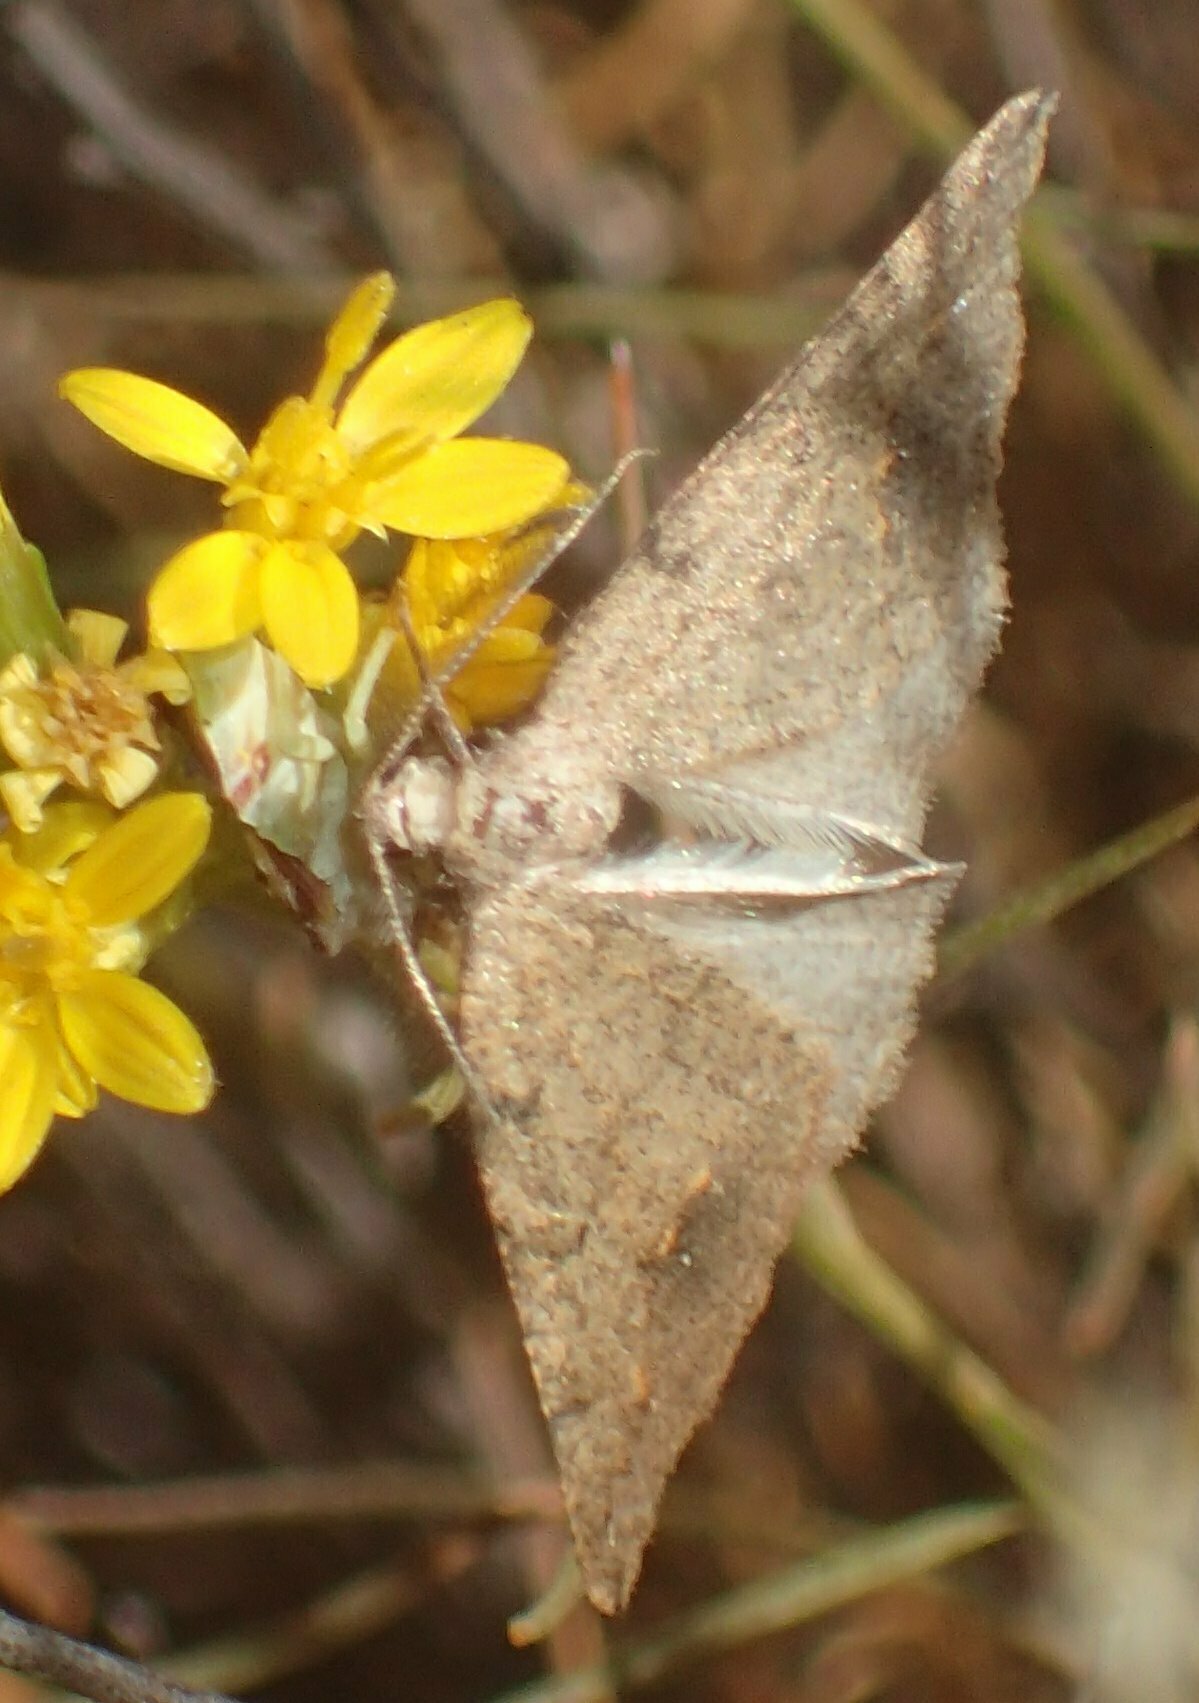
[0, 1607, 238, 1703]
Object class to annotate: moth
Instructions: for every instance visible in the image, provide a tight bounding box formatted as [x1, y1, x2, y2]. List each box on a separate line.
[363, 91, 1052, 1613]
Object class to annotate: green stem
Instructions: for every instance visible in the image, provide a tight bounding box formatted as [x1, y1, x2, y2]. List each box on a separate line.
[495, 1501, 1021, 1703]
[792, 1181, 1063, 1508]
[939, 791, 1199, 981]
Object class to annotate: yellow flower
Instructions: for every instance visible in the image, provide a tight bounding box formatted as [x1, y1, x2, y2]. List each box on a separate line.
[59, 278, 571, 689]
[0, 609, 191, 832]
[0, 793, 214, 1192]
[390, 534, 557, 729]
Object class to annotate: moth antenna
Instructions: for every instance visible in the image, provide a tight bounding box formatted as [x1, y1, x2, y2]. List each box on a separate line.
[365, 456, 647, 791]
[394, 596, 473, 767]
[345, 597, 473, 773]
[415, 456, 643, 707]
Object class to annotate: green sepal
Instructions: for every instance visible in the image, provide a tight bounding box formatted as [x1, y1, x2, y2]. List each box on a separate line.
[0, 509, 69, 666]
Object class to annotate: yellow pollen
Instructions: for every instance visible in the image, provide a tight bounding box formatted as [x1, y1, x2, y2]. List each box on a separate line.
[19, 662, 157, 775]
[223, 404, 364, 546]
[0, 867, 93, 996]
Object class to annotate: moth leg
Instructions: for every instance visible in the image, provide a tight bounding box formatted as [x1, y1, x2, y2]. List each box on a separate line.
[359, 776, 497, 1119]
[347, 609, 473, 772]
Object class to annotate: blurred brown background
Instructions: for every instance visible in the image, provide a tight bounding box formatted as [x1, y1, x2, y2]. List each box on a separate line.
[5, 2, 1199, 1700]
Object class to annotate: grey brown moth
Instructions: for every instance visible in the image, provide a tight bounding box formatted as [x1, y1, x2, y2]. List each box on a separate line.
[364, 90, 1052, 1613]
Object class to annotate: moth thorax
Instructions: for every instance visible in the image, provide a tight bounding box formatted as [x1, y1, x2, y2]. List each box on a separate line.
[455, 764, 622, 865]
[380, 756, 456, 853]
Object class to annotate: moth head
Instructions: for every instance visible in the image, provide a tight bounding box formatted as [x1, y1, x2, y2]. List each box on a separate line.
[375, 756, 456, 855]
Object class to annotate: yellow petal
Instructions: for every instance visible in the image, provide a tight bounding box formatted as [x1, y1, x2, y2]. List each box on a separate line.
[403, 536, 516, 629]
[97, 746, 160, 811]
[66, 608, 128, 667]
[451, 652, 554, 726]
[0, 1018, 58, 1192]
[65, 792, 211, 927]
[472, 624, 552, 664]
[0, 652, 36, 695]
[60, 370, 247, 482]
[338, 299, 532, 457]
[12, 800, 114, 873]
[0, 768, 61, 834]
[0, 658, 48, 772]
[259, 543, 359, 688]
[58, 970, 214, 1114]
[370, 440, 570, 538]
[147, 531, 265, 653]
[311, 273, 396, 411]
[398, 538, 433, 625]
[120, 649, 192, 705]
[54, 1033, 98, 1118]
[374, 627, 422, 717]
[499, 593, 555, 636]
[0, 704, 55, 773]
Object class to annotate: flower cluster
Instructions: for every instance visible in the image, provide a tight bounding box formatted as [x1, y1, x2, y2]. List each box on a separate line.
[61, 276, 569, 689]
[0, 274, 579, 1190]
[0, 794, 213, 1190]
[380, 533, 557, 731]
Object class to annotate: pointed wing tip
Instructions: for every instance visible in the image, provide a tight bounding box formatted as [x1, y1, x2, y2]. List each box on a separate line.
[571, 1512, 649, 1617]
[553, 1404, 678, 1614]
[581, 1562, 637, 1619]
[554, 1434, 658, 1614]
[970, 87, 1056, 197]
[1002, 86, 1059, 128]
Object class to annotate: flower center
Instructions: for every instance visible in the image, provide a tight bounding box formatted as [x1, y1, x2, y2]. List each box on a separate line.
[224, 397, 366, 548]
[9, 663, 159, 780]
[0, 851, 94, 1012]
[0, 846, 145, 1027]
